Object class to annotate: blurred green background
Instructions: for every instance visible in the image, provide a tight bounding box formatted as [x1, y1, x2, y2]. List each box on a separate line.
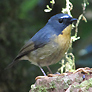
[0, 0, 92, 92]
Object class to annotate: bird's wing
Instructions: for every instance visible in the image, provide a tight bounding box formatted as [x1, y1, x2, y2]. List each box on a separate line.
[15, 26, 55, 61]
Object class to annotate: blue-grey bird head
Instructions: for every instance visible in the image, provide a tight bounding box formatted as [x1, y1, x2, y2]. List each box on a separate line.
[47, 13, 77, 35]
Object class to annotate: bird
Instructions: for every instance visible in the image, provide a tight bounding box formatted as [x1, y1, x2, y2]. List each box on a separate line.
[5, 13, 77, 76]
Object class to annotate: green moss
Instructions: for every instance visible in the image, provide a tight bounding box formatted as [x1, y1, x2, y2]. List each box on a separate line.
[49, 81, 56, 89]
[61, 76, 72, 89]
[31, 84, 48, 92]
[75, 76, 83, 83]
[31, 80, 56, 92]
[80, 78, 92, 90]
[62, 76, 72, 85]
[87, 73, 90, 75]
[71, 78, 92, 91]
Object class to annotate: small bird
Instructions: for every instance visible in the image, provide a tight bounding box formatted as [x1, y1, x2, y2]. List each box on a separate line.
[5, 13, 77, 76]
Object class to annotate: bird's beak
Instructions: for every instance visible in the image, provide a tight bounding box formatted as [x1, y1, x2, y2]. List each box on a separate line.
[70, 18, 77, 23]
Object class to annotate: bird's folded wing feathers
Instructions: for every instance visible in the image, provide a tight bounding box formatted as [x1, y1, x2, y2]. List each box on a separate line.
[15, 31, 52, 61]
[17, 26, 55, 60]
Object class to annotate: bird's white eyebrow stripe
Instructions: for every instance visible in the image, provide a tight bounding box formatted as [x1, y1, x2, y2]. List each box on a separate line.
[60, 15, 70, 18]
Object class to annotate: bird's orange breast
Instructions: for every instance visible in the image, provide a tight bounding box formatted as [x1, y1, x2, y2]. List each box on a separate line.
[54, 24, 72, 48]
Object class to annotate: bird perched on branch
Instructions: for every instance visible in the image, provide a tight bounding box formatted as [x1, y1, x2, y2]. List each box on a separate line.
[5, 13, 77, 76]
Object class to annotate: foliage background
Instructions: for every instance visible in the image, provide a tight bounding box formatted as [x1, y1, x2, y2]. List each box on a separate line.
[0, 0, 92, 92]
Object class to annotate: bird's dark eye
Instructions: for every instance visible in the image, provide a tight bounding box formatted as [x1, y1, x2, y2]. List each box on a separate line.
[58, 18, 63, 23]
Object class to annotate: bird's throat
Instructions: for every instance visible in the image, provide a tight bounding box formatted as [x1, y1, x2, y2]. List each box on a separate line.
[62, 24, 72, 35]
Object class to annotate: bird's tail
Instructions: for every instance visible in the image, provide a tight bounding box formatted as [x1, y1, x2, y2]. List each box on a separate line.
[4, 59, 19, 70]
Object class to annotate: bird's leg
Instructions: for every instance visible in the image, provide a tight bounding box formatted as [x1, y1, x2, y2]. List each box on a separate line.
[38, 65, 46, 76]
[46, 66, 52, 74]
